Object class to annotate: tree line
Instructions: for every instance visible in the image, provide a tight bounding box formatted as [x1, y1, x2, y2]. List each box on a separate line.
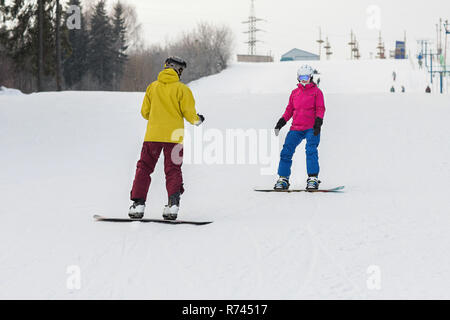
[122, 22, 234, 91]
[0, 0, 234, 93]
[0, 0, 128, 92]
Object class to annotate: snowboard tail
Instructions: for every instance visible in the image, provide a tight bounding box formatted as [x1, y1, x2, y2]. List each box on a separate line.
[254, 186, 345, 193]
[93, 215, 212, 226]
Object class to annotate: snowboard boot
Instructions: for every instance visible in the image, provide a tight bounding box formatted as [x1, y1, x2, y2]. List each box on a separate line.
[163, 192, 180, 221]
[274, 176, 290, 190]
[306, 176, 321, 191]
[128, 199, 146, 219]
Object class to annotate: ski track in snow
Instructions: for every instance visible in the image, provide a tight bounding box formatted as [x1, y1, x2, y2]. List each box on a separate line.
[1, 60, 450, 299]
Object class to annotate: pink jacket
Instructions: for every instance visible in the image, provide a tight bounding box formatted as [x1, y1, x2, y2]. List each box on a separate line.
[282, 82, 325, 131]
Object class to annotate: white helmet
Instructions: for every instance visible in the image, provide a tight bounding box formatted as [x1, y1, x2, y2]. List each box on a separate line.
[297, 64, 314, 80]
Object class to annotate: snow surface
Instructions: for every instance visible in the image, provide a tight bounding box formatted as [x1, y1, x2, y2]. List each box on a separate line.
[0, 86, 23, 96]
[1, 60, 450, 299]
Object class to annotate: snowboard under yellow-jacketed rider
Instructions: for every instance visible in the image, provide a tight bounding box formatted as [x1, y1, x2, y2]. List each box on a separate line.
[129, 57, 204, 220]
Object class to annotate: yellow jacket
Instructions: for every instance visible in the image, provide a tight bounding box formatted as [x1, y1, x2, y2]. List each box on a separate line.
[141, 68, 200, 143]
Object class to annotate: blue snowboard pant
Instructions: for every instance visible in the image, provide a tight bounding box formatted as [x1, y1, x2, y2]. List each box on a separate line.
[277, 129, 320, 178]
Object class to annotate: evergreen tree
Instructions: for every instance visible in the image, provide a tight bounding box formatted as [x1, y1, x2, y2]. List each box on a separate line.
[111, 1, 128, 90]
[88, 0, 114, 90]
[1, 0, 39, 91]
[63, 0, 88, 89]
[37, 0, 45, 91]
[1, 1, 69, 92]
[32, 0, 58, 90]
[55, 0, 62, 90]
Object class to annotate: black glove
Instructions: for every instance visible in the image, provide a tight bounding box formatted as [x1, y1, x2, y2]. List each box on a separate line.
[313, 117, 323, 136]
[196, 114, 205, 126]
[274, 117, 287, 136]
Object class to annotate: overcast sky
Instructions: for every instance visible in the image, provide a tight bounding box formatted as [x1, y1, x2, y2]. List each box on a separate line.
[98, 0, 448, 60]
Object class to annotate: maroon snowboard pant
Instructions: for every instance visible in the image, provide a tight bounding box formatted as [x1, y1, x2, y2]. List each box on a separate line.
[130, 142, 184, 202]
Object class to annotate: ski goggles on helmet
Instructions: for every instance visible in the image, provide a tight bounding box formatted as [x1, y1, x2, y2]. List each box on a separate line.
[298, 75, 311, 82]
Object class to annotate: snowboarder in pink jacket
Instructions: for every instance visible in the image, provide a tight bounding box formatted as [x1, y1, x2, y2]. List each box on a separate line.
[274, 65, 326, 190]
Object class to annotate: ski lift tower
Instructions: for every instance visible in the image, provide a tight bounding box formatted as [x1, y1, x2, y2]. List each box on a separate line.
[376, 31, 386, 59]
[348, 30, 356, 59]
[445, 20, 449, 73]
[317, 27, 325, 60]
[324, 37, 333, 60]
[354, 41, 361, 59]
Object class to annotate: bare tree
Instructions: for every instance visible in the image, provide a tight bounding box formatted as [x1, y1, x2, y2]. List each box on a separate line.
[120, 2, 143, 52]
[211, 24, 234, 70]
[167, 22, 234, 83]
[121, 22, 234, 91]
[121, 45, 168, 91]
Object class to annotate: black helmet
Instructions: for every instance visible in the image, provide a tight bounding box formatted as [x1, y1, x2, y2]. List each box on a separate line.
[164, 56, 187, 77]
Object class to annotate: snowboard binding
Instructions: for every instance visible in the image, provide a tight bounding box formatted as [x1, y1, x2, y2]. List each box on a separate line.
[274, 176, 290, 191]
[306, 177, 321, 191]
[128, 199, 146, 219]
[163, 192, 180, 221]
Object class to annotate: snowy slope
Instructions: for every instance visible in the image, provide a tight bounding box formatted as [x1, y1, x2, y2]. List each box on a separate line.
[1, 60, 449, 299]
[189, 59, 428, 95]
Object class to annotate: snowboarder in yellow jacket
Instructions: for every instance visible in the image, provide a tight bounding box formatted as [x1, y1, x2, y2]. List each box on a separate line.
[129, 56, 205, 220]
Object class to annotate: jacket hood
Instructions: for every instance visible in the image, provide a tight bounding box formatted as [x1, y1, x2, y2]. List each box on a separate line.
[157, 68, 180, 84]
[297, 82, 316, 90]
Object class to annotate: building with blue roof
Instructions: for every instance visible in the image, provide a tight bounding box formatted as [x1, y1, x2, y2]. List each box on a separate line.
[281, 48, 320, 61]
